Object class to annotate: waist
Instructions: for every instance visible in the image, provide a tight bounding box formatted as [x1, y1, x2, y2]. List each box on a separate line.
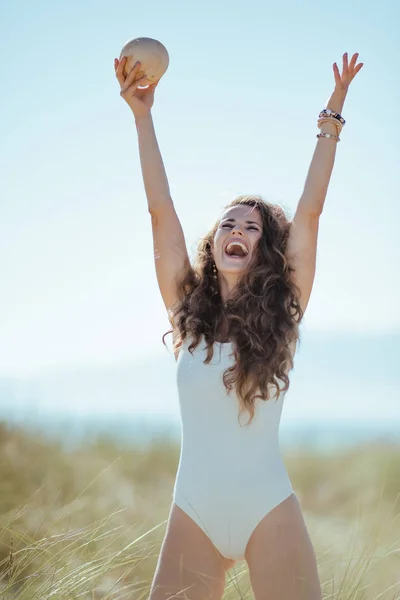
[179, 437, 284, 473]
[176, 449, 290, 493]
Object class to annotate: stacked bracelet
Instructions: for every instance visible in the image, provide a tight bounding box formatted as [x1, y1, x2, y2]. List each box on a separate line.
[317, 108, 345, 142]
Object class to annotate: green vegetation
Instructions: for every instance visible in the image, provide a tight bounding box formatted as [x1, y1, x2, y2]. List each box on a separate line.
[0, 422, 399, 599]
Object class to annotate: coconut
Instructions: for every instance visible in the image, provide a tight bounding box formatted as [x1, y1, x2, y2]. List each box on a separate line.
[119, 37, 169, 85]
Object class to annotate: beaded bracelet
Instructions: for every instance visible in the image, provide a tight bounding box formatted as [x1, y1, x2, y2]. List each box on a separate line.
[319, 108, 346, 125]
[317, 132, 341, 142]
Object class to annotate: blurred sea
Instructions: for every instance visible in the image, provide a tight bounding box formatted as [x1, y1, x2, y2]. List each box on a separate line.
[1, 330, 398, 453]
[1, 404, 398, 455]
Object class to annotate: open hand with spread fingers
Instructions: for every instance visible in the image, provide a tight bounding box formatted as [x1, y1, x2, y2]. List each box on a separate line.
[114, 56, 159, 118]
[333, 52, 364, 94]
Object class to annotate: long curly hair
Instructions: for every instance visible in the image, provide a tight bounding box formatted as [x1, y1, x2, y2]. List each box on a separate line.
[162, 195, 304, 425]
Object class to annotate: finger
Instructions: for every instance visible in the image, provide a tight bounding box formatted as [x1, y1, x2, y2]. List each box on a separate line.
[343, 52, 349, 72]
[120, 75, 148, 96]
[333, 62, 341, 86]
[145, 80, 159, 98]
[121, 60, 142, 89]
[353, 62, 364, 76]
[146, 80, 159, 94]
[349, 52, 359, 70]
[115, 56, 127, 85]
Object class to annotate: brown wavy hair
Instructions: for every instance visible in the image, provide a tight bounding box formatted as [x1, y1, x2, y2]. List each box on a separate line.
[162, 195, 304, 425]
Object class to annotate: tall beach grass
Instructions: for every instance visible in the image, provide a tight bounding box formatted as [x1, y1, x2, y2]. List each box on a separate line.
[0, 422, 399, 599]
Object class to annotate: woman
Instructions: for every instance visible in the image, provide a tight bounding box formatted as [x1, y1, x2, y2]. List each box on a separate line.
[114, 52, 363, 600]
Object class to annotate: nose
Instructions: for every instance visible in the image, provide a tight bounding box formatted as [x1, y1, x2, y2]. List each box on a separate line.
[231, 226, 244, 236]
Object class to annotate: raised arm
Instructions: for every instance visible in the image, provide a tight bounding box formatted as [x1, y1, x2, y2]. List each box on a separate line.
[294, 53, 363, 217]
[115, 56, 172, 214]
[114, 57, 190, 313]
[286, 52, 364, 314]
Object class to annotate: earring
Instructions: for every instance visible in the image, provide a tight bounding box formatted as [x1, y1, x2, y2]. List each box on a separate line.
[212, 262, 218, 279]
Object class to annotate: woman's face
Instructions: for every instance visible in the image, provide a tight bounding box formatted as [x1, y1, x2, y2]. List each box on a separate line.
[212, 205, 263, 276]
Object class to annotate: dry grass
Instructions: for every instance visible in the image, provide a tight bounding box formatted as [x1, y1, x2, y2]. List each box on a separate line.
[0, 421, 399, 599]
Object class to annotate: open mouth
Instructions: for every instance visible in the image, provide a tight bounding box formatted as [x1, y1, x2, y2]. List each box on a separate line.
[225, 240, 249, 259]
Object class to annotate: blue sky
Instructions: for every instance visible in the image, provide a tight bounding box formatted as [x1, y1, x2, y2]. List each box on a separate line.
[0, 0, 399, 381]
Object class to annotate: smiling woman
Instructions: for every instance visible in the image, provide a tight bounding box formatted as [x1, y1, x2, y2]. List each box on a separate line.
[162, 194, 302, 425]
[115, 50, 363, 599]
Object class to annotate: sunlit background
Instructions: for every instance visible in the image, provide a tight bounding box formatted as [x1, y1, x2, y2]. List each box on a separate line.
[1, 0, 399, 446]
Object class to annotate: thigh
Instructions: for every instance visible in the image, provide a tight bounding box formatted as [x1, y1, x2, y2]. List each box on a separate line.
[245, 493, 322, 600]
[149, 503, 235, 600]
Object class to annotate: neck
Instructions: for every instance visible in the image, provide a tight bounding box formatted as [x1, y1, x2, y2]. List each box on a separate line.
[217, 272, 239, 303]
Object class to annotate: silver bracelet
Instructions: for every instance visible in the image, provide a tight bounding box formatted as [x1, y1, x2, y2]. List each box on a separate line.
[317, 132, 341, 142]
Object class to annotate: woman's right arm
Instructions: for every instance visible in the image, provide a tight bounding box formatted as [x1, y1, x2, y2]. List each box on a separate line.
[115, 56, 190, 312]
[141, 116, 190, 312]
[135, 114, 172, 215]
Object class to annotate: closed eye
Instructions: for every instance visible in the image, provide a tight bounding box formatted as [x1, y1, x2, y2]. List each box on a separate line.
[222, 224, 259, 231]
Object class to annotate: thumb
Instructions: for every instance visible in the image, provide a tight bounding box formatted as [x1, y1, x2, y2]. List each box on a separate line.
[146, 80, 159, 97]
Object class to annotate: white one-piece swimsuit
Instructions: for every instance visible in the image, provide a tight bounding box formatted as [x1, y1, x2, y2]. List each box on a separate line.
[172, 335, 295, 561]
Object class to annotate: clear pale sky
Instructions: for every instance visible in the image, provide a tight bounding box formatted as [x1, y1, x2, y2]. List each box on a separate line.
[0, 0, 399, 377]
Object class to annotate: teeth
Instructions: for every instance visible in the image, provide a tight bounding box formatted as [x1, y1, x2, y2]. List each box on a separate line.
[225, 241, 249, 255]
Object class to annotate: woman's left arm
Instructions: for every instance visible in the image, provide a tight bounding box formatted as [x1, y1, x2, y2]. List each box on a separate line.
[286, 52, 364, 314]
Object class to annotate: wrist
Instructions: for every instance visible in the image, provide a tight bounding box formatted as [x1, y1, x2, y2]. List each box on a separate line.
[134, 112, 152, 126]
[326, 88, 347, 114]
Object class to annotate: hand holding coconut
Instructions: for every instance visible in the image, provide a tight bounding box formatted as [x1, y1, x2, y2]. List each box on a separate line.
[114, 37, 169, 119]
[115, 57, 158, 118]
